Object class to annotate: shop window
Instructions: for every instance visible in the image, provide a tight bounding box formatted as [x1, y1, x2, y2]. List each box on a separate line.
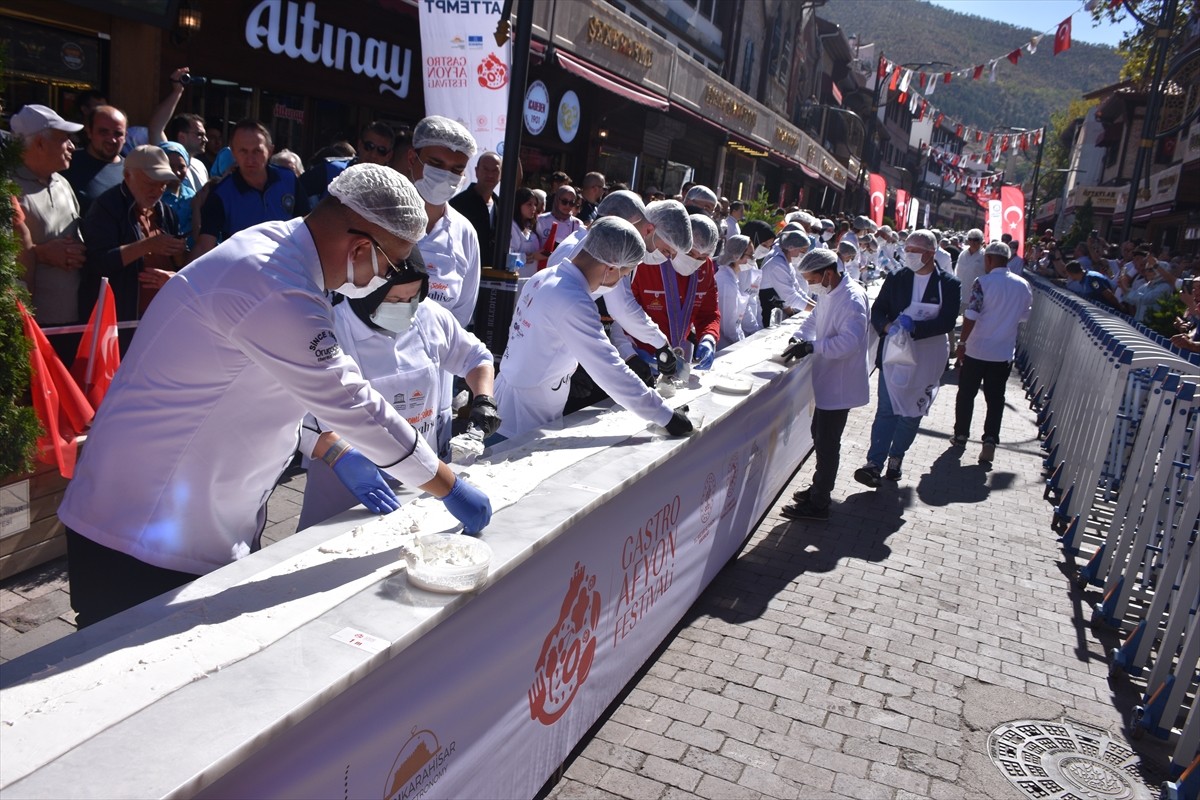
[698, 0, 716, 20]
[740, 40, 755, 94]
[261, 89, 307, 154]
[596, 147, 639, 188]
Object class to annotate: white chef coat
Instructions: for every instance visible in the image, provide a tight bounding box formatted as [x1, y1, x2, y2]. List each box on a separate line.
[535, 211, 583, 249]
[760, 247, 813, 311]
[715, 264, 755, 347]
[935, 247, 952, 273]
[299, 299, 492, 529]
[58, 219, 440, 575]
[954, 248, 986, 312]
[797, 277, 870, 410]
[546, 228, 584, 270]
[494, 259, 675, 438]
[419, 204, 481, 330]
[963, 269, 1032, 363]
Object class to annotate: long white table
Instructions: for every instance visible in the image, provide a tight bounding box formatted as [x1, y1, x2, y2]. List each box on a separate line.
[0, 313, 858, 800]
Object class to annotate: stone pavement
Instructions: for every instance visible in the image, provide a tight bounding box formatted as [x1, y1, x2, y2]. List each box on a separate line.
[0, 367, 1174, 798]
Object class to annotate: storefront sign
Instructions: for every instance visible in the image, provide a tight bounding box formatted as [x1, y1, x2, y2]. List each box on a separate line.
[774, 126, 798, 150]
[244, 0, 414, 97]
[0, 18, 101, 85]
[1183, 128, 1200, 165]
[558, 90, 581, 143]
[524, 81, 549, 136]
[272, 103, 305, 124]
[1069, 185, 1120, 210]
[586, 16, 654, 68]
[703, 85, 757, 129]
[1115, 164, 1183, 215]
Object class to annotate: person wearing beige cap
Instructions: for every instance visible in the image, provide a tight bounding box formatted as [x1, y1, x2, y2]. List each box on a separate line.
[79, 145, 189, 349]
[58, 163, 493, 628]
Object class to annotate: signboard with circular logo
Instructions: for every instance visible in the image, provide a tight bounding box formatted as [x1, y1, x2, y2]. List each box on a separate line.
[557, 90, 580, 144]
[524, 80, 549, 136]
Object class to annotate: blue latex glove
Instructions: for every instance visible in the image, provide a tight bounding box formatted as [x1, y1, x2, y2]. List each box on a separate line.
[442, 476, 492, 534]
[895, 314, 915, 333]
[330, 447, 401, 515]
[694, 341, 715, 369]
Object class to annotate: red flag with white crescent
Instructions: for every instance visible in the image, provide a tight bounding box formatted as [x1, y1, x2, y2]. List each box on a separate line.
[72, 278, 122, 409]
[895, 189, 910, 228]
[1054, 17, 1072, 54]
[1001, 185, 1026, 257]
[868, 173, 887, 227]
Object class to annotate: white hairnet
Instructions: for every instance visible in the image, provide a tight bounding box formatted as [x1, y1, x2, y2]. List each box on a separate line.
[837, 239, 858, 257]
[985, 241, 1011, 259]
[645, 200, 693, 255]
[720, 234, 752, 264]
[798, 248, 839, 274]
[967, 228, 984, 241]
[779, 228, 809, 251]
[684, 184, 718, 207]
[580, 217, 646, 268]
[412, 115, 477, 157]
[596, 189, 647, 222]
[689, 214, 720, 257]
[907, 229, 938, 252]
[329, 163, 428, 243]
[820, 218, 835, 230]
[853, 215, 877, 232]
[786, 210, 820, 231]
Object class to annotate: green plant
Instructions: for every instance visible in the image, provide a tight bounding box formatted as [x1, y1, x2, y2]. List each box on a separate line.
[1061, 198, 1095, 252]
[0, 47, 40, 476]
[1143, 291, 1188, 339]
[741, 189, 783, 230]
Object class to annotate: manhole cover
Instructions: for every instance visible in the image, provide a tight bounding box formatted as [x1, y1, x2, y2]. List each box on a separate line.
[987, 719, 1156, 800]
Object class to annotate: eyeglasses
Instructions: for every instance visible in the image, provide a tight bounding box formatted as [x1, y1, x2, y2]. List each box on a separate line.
[361, 140, 392, 156]
[347, 228, 400, 276]
[558, 198, 579, 208]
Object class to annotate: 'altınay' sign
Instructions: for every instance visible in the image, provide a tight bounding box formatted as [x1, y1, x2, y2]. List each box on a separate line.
[244, 0, 413, 97]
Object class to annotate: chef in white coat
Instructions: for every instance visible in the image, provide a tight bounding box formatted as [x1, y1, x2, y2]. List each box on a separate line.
[298, 248, 497, 529]
[57, 164, 492, 627]
[493, 217, 693, 440]
[759, 226, 814, 327]
[714, 234, 762, 347]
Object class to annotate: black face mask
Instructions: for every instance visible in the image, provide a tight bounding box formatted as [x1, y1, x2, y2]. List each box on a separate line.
[344, 248, 430, 331]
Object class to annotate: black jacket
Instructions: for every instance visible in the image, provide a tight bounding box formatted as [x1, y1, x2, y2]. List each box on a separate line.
[449, 184, 498, 267]
[869, 267, 961, 366]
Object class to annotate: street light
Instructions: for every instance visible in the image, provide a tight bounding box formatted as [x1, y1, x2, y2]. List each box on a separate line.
[1050, 167, 1084, 237]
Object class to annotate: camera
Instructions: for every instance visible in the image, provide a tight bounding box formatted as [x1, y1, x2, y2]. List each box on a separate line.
[1177, 277, 1195, 293]
[178, 74, 206, 86]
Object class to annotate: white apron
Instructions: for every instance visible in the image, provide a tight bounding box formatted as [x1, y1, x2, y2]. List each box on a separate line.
[298, 320, 443, 530]
[882, 277, 948, 418]
[493, 365, 576, 439]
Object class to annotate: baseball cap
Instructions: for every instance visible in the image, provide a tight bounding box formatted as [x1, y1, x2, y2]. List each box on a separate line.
[124, 145, 179, 183]
[10, 104, 83, 138]
[984, 241, 1011, 260]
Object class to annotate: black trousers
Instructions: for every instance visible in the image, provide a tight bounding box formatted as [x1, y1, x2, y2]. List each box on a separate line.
[66, 528, 200, 628]
[810, 408, 850, 509]
[954, 355, 1013, 443]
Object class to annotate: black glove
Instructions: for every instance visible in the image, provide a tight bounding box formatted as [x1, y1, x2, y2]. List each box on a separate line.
[782, 339, 815, 362]
[469, 394, 501, 438]
[665, 409, 693, 437]
[655, 345, 678, 378]
[626, 356, 655, 387]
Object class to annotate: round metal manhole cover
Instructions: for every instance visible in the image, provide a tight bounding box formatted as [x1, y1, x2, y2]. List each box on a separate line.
[987, 719, 1156, 800]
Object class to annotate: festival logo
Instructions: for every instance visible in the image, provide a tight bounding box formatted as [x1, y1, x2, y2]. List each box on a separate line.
[477, 52, 509, 90]
[557, 91, 580, 144]
[450, 36, 466, 49]
[721, 455, 739, 518]
[614, 497, 679, 643]
[382, 726, 456, 800]
[528, 562, 602, 725]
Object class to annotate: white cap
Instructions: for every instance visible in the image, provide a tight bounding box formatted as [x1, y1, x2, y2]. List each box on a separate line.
[328, 163, 428, 243]
[10, 104, 83, 139]
[581, 217, 646, 268]
[985, 241, 1011, 260]
[689, 214, 720, 257]
[412, 115, 477, 157]
[645, 200, 693, 255]
[721, 234, 752, 264]
[798, 248, 838, 273]
[596, 189, 647, 222]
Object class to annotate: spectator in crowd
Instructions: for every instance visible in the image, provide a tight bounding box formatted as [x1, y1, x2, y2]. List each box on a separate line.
[148, 70, 211, 193]
[577, 171, 605, 225]
[780, 247, 871, 521]
[270, 149, 304, 177]
[493, 217, 692, 440]
[12, 104, 87, 363]
[725, 200, 744, 239]
[450, 151, 502, 265]
[952, 241, 1032, 464]
[942, 235, 961, 266]
[192, 120, 309, 259]
[72, 89, 108, 125]
[302, 121, 396, 204]
[549, 171, 572, 194]
[203, 122, 224, 169]
[531, 188, 547, 217]
[394, 115, 480, 330]
[613, 213, 721, 373]
[536, 185, 585, 250]
[714, 234, 762, 348]
[63, 105, 127, 215]
[80, 146, 187, 352]
[158, 142, 196, 246]
[955, 229, 986, 303]
[1000, 233, 1024, 273]
[1063, 259, 1122, 310]
[644, 186, 665, 202]
[509, 186, 542, 275]
[856, 229, 961, 487]
[929, 229, 952, 273]
[1122, 258, 1175, 322]
[759, 227, 813, 328]
[1169, 277, 1200, 353]
[1115, 246, 1153, 300]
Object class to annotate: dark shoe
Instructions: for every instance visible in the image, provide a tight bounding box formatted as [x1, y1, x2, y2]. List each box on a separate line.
[792, 487, 810, 504]
[949, 433, 968, 447]
[781, 500, 830, 521]
[979, 440, 996, 464]
[853, 464, 882, 488]
[884, 456, 903, 482]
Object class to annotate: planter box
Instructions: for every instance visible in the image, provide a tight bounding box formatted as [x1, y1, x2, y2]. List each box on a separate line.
[0, 446, 79, 581]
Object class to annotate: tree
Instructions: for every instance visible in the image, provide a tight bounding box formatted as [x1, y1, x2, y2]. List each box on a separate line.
[1037, 98, 1099, 214]
[1090, 0, 1199, 84]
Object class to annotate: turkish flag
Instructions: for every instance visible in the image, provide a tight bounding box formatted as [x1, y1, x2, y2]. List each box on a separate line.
[18, 302, 95, 478]
[868, 173, 887, 227]
[943, 72, 952, 84]
[878, 56, 888, 80]
[72, 277, 122, 409]
[895, 189, 910, 228]
[973, 64, 984, 80]
[1001, 185, 1026, 258]
[1007, 49, 1021, 65]
[889, 66, 901, 91]
[1054, 17, 1072, 54]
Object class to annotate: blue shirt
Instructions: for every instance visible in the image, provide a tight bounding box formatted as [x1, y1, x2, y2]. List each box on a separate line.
[199, 165, 309, 242]
[1066, 270, 1113, 301]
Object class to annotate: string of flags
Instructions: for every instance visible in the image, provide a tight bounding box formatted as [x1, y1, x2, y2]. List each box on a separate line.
[921, 138, 1039, 173]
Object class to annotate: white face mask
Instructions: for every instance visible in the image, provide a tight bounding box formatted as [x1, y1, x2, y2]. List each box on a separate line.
[673, 252, 704, 276]
[414, 162, 463, 206]
[790, 252, 807, 268]
[591, 266, 619, 297]
[821, 231, 833, 241]
[372, 298, 420, 333]
[643, 249, 668, 265]
[904, 251, 927, 271]
[753, 245, 771, 259]
[335, 247, 389, 298]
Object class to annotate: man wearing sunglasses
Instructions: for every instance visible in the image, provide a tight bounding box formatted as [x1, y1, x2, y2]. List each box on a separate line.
[300, 121, 396, 206]
[536, 186, 585, 253]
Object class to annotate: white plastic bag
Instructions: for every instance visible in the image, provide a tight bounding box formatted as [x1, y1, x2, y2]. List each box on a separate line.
[883, 328, 917, 367]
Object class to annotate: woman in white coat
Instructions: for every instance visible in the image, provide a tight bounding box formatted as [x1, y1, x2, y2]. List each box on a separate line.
[759, 226, 815, 328]
[714, 235, 762, 347]
[299, 250, 498, 529]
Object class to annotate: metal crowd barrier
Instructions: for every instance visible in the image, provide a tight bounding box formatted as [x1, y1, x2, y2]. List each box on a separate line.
[1016, 276, 1200, 788]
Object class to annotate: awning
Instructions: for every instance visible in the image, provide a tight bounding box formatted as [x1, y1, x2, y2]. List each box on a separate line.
[799, 163, 821, 180]
[554, 49, 669, 112]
